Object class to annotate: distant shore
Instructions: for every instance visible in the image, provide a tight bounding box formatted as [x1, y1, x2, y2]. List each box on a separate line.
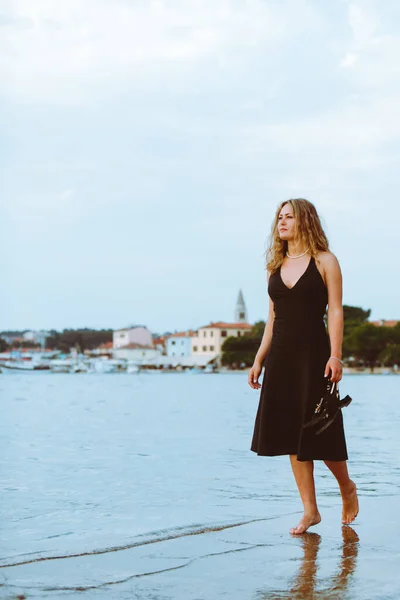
[343, 367, 399, 375]
[243, 366, 399, 375]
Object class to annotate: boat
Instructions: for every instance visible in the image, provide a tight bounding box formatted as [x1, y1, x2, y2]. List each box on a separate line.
[89, 359, 126, 373]
[204, 364, 219, 374]
[188, 366, 202, 374]
[2, 361, 39, 371]
[50, 359, 75, 373]
[71, 363, 89, 373]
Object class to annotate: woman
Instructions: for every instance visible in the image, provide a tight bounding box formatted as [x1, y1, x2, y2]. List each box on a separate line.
[249, 198, 359, 535]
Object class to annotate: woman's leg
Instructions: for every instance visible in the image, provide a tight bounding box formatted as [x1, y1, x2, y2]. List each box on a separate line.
[289, 455, 321, 534]
[324, 460, 359, 524]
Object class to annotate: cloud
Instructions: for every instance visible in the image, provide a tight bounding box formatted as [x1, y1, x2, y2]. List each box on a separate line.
[340, 52, 359, 67]
[348, 1, 380, 48]
[1, 0, 322, 104]
[57, 189, 75, 201]
[3, 1, 400, 329]
[340, 1, 400, 88]
[4, 0, 400, 211]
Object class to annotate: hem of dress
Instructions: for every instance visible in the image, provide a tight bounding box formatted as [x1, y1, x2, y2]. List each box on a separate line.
[250, 448, 348, 461]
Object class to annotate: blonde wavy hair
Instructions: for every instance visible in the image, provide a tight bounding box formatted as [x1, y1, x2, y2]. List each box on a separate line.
[265, 198, 329, 273]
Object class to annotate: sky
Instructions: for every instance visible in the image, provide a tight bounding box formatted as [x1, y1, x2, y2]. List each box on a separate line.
[2, 0, 400, 334]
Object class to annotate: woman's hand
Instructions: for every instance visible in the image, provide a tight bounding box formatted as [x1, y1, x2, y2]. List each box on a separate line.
[324, 357, 343, 383]
[248, 361, 262, 389]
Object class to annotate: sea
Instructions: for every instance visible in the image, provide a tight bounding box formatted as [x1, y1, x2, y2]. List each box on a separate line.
[1, 372, 399, 599]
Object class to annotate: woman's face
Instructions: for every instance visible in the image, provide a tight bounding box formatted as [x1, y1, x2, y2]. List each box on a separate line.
[277, 203, 296, 240]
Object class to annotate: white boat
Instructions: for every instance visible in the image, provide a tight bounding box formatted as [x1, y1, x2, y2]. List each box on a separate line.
[88, 359, 126, 373]
[2, 361, 35, 371]
[188, 367, 202, 374]
[50, 359, 75, 373]
[71, 363, 89, 373]
[127, 362, 140, 374]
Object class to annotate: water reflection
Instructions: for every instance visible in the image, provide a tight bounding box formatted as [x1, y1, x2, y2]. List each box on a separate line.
[260, 526, 359, 599]
[329, 526, 359, 595]
[288, 532, 321, 599]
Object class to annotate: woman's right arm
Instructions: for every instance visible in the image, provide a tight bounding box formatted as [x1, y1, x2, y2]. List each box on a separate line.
[248, 273, 275, 389]
[254, 294, 275, 366]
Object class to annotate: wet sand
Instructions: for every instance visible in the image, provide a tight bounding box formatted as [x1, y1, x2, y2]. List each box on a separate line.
[2, 495, 399, 599]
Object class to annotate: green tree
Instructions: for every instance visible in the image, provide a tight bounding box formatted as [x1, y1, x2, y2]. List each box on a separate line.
[220, 334, 260, 368]
[343, 305, 371, 329]
[378, 344, 400, 367]
[19, 341, 41, 349]
[385, 323, 400, 345]
[250, 320, 267, 340]
[45, 328, 113, 351]
[220, 321, 266, 368]
[346, 323, 391, 370]
[342, 305, 371, 358]
[45, 330, 61, 350]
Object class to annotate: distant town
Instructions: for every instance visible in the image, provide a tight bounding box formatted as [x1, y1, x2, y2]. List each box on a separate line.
[0, 291, 254, 372]
[1, 291, 399, 374]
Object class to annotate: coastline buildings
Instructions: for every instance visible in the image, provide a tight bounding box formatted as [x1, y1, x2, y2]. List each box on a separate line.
[189, 289, 251, 360]
[23, 330, 51, 346]
[111, 290, 252, 366]
[235, 289, 248, 322]
[370, 320, 399, 327]
[165, 290, 252, 364]
[166, 330, 197, 358]
[113, 343, 159, 362]
[113, 325, 153, 349]
[1, 290, 253, 368]
[112, 325, 157, 361]
[1, 331, 50, 346]
[190, 321, 252, 361]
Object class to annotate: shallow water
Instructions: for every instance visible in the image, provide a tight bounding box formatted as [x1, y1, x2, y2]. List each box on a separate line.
[0, 372, 399, 598]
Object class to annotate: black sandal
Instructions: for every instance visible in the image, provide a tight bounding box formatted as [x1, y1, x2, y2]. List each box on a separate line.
[303, 379, 352, 435]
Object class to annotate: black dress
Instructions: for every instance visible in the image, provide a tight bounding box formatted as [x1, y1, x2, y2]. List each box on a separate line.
[250, 255, 348, 461]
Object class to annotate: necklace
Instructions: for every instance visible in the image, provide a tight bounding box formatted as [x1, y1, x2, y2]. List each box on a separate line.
[286, 248, 309, 259]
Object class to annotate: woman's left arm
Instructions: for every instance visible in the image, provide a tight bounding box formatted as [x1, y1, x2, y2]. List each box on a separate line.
[322, 252, 344, 383]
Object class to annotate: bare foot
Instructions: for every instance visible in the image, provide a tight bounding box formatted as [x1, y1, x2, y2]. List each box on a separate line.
[341, 480, 359, 525]
[290, 511, 321, 535]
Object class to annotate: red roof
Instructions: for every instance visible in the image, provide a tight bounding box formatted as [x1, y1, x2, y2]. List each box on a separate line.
[168, 330, 198, 338]
[201, 321, 252, 330]
[16, 347, 52, 353]
[370, 320, 399, 327]
[98, 342, 113, 349]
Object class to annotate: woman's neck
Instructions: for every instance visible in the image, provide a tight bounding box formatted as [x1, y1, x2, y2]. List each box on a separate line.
[286, 240, 309, 256]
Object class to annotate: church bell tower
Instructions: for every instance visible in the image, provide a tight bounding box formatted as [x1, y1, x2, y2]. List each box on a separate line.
[235, 289, 248, 322]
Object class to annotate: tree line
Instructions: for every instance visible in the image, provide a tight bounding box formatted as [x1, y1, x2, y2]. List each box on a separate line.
[0, 329, 113, 354]
[221, 305, 400, 370]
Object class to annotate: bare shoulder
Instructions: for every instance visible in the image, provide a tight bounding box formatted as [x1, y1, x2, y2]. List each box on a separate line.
[266, 267, 274, 281]
[315, 251, 342, 287]
[315, 251, 340, 270]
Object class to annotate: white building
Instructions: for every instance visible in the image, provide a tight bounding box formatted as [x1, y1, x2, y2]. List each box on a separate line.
[113, 325, 153, 349]
[112, 343, 160, 362]
[22, 330, 50, 346]
[189, 289, 252, 358]
[191, 321, 252, 359]
[166, 330, 197, 358]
